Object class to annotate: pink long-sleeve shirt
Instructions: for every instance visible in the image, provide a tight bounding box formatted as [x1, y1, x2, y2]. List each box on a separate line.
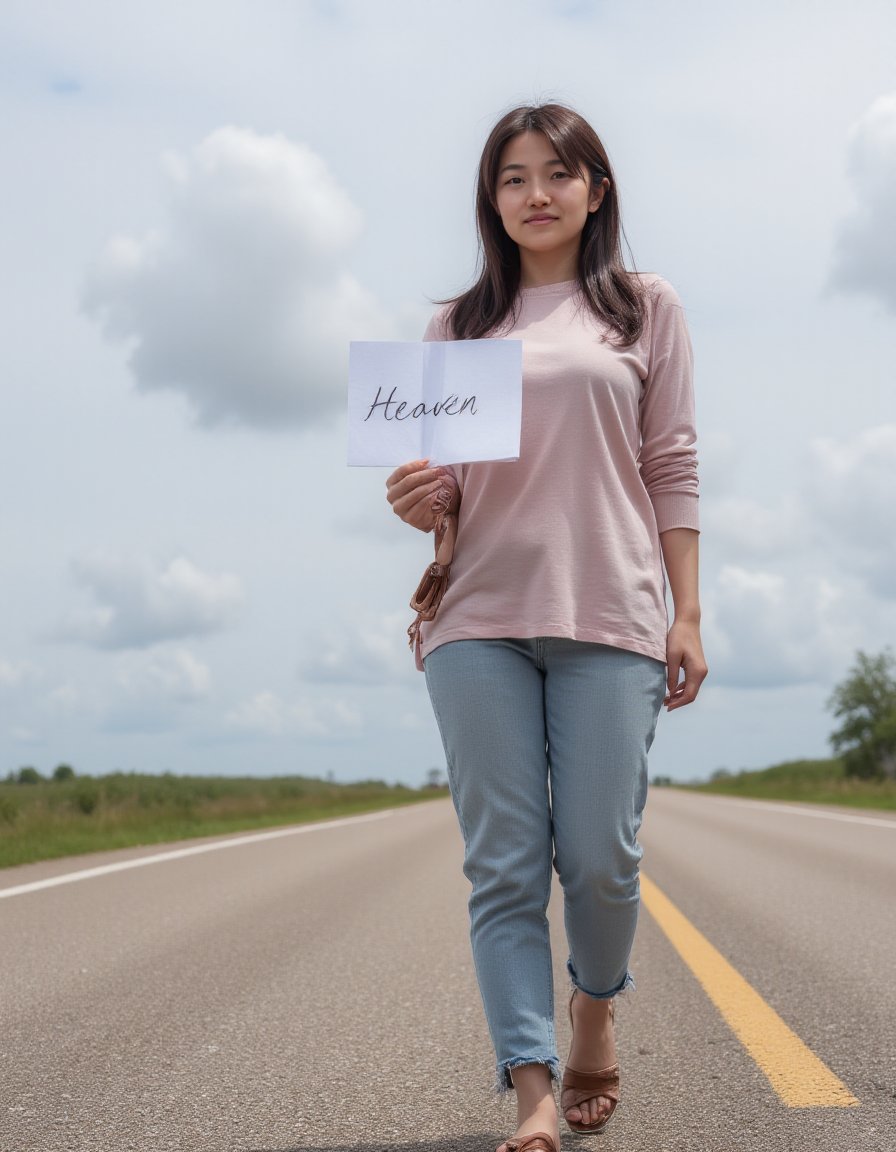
[417, 273, 699, 668]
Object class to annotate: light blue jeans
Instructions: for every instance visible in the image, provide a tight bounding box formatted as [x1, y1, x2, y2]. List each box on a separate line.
[424, 637, 666, 1092]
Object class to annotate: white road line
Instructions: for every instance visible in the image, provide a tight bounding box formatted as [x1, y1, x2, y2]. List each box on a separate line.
[697, 794, 896, 830]
[0, 809, 394, 901]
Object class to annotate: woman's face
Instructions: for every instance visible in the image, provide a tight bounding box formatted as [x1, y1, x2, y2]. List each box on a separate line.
[494, 130, 607, 264]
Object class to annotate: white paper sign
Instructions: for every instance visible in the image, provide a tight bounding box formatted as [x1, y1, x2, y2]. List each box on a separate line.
[347, 339, 523, 466]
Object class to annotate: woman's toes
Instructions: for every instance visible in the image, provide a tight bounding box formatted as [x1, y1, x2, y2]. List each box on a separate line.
[565, 1094, 609, 1127]
[562, 1093, 582, 1122]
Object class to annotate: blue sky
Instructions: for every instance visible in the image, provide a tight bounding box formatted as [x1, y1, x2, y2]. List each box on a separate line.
[1, 0, 895, 785]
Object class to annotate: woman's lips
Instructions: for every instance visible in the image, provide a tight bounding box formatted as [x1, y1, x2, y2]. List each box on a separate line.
[525, 215, 557, 225]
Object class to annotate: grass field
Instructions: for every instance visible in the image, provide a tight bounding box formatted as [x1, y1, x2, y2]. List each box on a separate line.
[678, 757, 896, 810]
[0, 772, 447, 870]
[5, 757, 892, 873]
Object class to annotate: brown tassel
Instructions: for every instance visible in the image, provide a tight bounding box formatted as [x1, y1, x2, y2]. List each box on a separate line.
[407, 513, 457, 650]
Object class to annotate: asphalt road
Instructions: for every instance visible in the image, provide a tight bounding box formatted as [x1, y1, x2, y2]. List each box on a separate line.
[1, 790, 894, 1152]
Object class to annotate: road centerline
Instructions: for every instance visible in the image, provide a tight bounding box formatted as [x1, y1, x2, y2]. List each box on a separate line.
[640, 871, 860, 1109]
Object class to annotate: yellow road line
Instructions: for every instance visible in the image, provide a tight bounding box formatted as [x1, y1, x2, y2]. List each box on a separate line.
[640, 872, 859, 1108]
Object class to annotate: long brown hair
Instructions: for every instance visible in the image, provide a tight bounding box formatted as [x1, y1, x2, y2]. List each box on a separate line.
[445, 103, 647, 345]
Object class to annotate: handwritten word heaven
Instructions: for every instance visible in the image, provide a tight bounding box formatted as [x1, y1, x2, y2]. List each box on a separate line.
[363, 386, 479, 423]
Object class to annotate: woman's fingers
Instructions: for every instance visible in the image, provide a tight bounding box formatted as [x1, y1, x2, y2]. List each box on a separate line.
[664, 622, 708, 711]
[391, 477, 445, 511]
[665, 665, 707, 709]
[385, 459, 430, 492]
[386, 459, 451, 530]
[391, 477, 445, 517]
[387, 462, 430, 500]
[393, 483, 445, 530]
[665, 670, 702, 710]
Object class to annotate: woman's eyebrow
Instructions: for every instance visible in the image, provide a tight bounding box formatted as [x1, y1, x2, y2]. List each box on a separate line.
[498, 158, 565, 175]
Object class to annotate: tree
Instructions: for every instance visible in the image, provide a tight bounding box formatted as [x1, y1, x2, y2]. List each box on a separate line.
[827, 649, 896, 779]
[15, 766, 43, 785]
[53, 763, 76, 782]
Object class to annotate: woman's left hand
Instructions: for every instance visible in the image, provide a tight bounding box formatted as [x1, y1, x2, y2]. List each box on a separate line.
[664, 618, 708, 711]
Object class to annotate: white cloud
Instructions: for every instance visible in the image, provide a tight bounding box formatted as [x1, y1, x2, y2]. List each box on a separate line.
[701, 494, 809, 562]
[226, 690, 362, 737]
[226, 690, 283, 735]
[300, 611, 419, 684]
[0, 659, 34, 689]
[115, 648, 212, 703]
[10, 727, 42, 746]
[47, 684, 80, 713]
[700, 423, 896, 687]
[829, 92, 896, 313]
[810, 424, 896, 597]
[99, 648, 213, 734]
[59, 554, 243, 649]
[703, 566, 861, 689]
[81, 127, 393, 429]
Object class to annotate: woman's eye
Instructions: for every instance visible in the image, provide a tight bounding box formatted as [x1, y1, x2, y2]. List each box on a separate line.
[505, 176, 523, 185]
[551, 171, 570, 180]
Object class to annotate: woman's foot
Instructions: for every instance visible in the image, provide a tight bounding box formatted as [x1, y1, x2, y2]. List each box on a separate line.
[561, 989, 618, 1130]
[496, 1064, 560, 1152]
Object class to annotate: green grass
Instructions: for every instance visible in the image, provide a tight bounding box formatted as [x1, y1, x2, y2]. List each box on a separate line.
[0, 772, 448, 870]
[678, 757, 896, 810]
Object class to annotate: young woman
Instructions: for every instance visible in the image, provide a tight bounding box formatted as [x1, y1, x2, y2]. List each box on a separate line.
[386, 103, 706, 1152]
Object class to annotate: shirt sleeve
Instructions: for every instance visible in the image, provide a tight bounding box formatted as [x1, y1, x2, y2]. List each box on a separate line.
[638, 279, 700, 533]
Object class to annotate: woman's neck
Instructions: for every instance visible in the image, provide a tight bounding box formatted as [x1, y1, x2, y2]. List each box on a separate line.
[518, 247, 579, 289]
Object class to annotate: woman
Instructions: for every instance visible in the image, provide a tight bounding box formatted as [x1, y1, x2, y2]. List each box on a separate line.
[386, 103, 706, 1152]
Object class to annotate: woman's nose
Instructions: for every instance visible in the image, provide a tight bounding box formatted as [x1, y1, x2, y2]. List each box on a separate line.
[528, 183, 550, 205]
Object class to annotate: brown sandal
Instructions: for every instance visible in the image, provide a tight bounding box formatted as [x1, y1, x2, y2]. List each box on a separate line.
[561, 989, 620, 1136]
[496, 1134, 557, 1152]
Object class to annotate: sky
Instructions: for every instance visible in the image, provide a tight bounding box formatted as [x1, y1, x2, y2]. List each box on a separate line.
[1, 0, 894, 787]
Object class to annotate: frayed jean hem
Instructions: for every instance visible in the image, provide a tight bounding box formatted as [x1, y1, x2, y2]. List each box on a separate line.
[567, 960, 635, 999]
[495, 1056, 562, 1096]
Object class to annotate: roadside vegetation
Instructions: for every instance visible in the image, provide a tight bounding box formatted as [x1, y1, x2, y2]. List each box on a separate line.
[680, 757, 896, 810]
[5, 648, 893, 867]
[0, 768, 448, 870]
[680, 648, 896, 811]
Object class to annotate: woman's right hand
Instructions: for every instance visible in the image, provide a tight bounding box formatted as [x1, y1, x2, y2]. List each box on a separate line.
[386, 459, 458, 533]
